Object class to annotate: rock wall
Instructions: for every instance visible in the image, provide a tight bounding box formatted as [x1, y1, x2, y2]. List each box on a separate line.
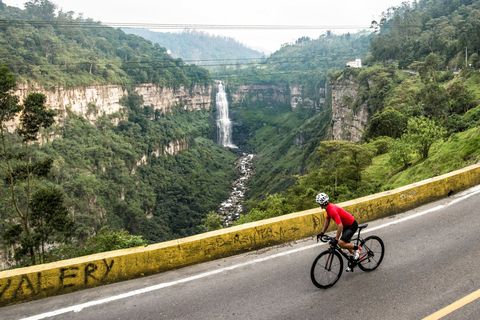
[229, 83, 326, 111]
[330, 76, 369, 142]
[135, 84, 212, 113]
[230, 84, 290, 108]
[13, 83, 212, 125]
[131, 139, 189, 174]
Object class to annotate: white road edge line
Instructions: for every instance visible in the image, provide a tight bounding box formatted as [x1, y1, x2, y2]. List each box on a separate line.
[19, 186, 480, 320]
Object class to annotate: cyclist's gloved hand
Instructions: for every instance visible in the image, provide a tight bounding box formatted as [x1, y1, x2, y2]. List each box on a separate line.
[329, 238, 338, 246]
[316, 232, 324, 242]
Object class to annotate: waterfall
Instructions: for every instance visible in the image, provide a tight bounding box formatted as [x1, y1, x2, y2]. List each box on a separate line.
[216, 82, 237, 148]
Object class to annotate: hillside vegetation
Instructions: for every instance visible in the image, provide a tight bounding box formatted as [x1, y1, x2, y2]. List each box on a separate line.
[234, 0, 480, 223]
[0, 1, 235, 269]
[0, 1, 209, 87]
[224, 32, 371, 200]
[217, 32, 371, 86]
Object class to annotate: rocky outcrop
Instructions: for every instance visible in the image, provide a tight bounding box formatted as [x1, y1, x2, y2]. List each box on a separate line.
[289, 84, 323, 110]
[230, 83, 326, 111]
[330, 77, 369, 142]
[131, 139, 189, 174]
[135, 84, 212, 113]
[289, 85, 303, 110]
[162, 139, 189, 156]
[230, 84, 290, 108]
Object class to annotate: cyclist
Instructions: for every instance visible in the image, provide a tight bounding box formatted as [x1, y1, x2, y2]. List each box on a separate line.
[315, 193, 362, 270]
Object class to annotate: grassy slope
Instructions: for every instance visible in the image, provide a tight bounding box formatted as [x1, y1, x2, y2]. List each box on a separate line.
[235, 104, 331, 204]
[364, 127, 480, 191]
[465, 71, 480, 99]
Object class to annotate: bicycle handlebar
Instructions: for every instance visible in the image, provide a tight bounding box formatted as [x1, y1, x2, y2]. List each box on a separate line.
[318, 234, 335, 243]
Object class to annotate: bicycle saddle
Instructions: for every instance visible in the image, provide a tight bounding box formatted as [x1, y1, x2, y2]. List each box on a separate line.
[358, 223, 368, 230]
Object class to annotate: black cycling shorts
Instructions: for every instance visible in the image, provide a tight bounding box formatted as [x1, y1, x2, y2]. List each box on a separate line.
[340, 220, 358, 243]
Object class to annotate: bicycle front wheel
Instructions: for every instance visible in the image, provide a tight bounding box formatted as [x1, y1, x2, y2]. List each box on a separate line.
[310, 250, 343, 289]
[358, 235, 385, 272]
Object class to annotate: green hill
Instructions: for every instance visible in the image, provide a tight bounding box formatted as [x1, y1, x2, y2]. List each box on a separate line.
[370, 0, 480, 69]
[216, 32, 371, 85]
[123, 29, 264, 69]
[0, 1, 209, 87]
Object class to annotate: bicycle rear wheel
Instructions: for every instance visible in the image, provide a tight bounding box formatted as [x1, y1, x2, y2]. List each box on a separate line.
[358, 235, 385, 272]
[310, 250, 343, 289]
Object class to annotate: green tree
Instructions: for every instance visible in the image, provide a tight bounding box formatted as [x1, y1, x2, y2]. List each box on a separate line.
[277, 141, 374, 211]
[317, 141, 374, 191]
[416, 53, 443, 84]
[389, 138, 415, 169]
[404, 117, 446, 159]
[81, 228, 147, 254]
[418, 83, 449, 119]
[446, 80, 475, 114]
[367, 108, 408, 138]
[30, 185, 73, 263]
[0, 66, 58, 265]
[200, 211, 223, 232]
[18, 93, 55, 142]
[24, 0, 56, 20]
[236, 194, 294, 224]
[368, 136, 394, 155]
[45, 227, 148, 262]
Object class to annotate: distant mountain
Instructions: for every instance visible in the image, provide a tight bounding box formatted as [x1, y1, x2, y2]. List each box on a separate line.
[123, 29, 265, 67]
[0, 2, 209, 88]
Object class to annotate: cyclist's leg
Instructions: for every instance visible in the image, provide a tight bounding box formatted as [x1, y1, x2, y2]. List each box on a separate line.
[338, 221, 358, 254]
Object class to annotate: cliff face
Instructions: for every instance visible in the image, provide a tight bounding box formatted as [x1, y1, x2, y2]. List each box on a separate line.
[230, 84, 290, 108]
[135, 84, 212, 113]
[230, 83, 327, 111]
[131, 139, 189, 174]
[14, 83, 212, 123]
[330, 76, 369, 142]
[11, 83, 211, 155]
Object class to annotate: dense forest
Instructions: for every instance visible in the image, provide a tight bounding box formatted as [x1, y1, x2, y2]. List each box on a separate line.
[0, 0, 236, 269]
[217, 32, 371, 85]
[369, 0, 480, 69]
[123, 29, 264, 69]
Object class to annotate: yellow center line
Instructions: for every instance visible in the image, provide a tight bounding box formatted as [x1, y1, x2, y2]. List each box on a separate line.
[422, 288, 480, 320]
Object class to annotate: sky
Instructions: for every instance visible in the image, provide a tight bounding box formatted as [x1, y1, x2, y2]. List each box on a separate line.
[3, 0, 411, 53]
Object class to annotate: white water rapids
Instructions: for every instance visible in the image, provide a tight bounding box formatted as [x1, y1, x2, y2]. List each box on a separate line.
[218, 153, 255, 226]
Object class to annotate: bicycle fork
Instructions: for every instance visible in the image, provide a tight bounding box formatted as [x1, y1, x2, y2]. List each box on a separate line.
[324, 250, 335, 271]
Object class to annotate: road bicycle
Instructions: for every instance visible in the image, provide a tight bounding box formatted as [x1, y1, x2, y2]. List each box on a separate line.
[310, 223, 385, 289]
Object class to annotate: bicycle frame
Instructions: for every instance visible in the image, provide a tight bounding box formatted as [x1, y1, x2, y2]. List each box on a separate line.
[325, 227, 369, 268]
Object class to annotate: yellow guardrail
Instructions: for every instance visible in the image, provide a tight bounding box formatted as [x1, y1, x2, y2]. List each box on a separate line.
[1, 163, 479, 306]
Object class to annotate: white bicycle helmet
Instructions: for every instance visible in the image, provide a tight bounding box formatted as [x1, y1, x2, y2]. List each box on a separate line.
[315, 193, 329, 206]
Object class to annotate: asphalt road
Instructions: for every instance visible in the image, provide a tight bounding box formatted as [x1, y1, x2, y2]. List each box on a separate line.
[2, 186, 480, 320]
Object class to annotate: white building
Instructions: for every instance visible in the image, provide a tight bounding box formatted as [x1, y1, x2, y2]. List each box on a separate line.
[346, 58, 362, 68]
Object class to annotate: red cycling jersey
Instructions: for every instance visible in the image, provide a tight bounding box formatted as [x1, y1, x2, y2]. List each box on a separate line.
[325, 203, 355, 226]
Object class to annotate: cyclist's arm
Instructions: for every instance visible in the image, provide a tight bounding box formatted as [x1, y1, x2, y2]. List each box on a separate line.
[320, 216, 330, 234]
